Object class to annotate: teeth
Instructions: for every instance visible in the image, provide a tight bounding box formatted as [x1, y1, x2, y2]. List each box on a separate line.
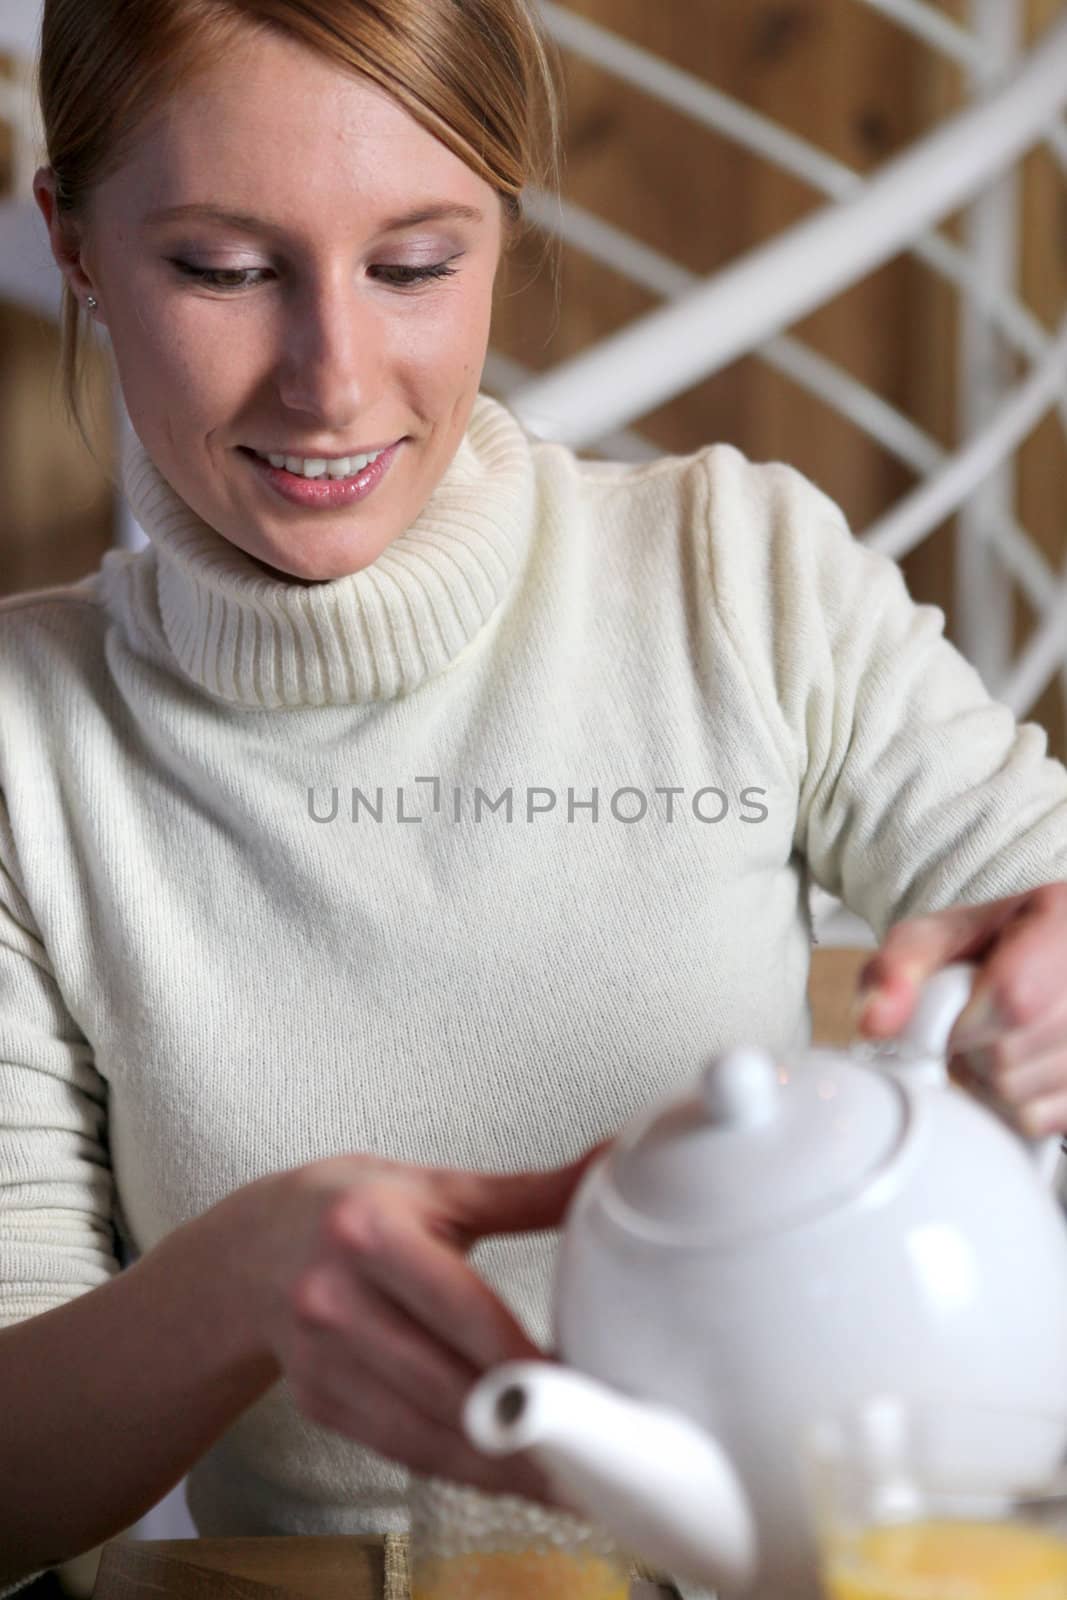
[261, 447, 385, 479]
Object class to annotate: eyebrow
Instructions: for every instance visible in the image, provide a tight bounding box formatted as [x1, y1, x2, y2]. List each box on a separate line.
[142, 200, 485, 234]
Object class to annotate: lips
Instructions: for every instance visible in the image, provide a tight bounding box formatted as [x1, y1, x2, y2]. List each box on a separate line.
[247, 444, 395, 468]
[243, 428, 402, 451]
[240, 437, 403, 510]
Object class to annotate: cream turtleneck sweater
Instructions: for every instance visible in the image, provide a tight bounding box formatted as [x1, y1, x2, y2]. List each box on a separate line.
[3, 393, 1067, 1568]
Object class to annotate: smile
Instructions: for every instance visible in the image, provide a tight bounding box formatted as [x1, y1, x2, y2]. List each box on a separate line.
[238, 440, 403, 510]
[249, 445, 391, 481]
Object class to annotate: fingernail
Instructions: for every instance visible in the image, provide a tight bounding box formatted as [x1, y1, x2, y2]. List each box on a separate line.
[1018, 1098, 1056, 1140]
[951, 991, 1002, 1049]
[849, 984, 879, 1031]
[850, 962, 930, 1034]
[851, 981, 903, 1033]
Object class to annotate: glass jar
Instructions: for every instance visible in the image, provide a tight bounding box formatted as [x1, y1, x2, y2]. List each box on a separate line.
[407, 1474, 634, 1600]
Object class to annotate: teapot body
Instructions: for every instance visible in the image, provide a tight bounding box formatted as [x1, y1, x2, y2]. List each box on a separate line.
[554, 1068, 1067, 1598]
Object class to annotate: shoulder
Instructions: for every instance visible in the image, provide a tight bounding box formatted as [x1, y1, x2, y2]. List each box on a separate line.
[528, 428, 849, 537]
[521, 434, 717, 560]
[696, 445, 883, 616]
[0, 571, 111, 675]
[0, 568, 128, 743]
[525, 431, 865, 599]
[0, 573, 108, 656]
[702, 443, 849, 536]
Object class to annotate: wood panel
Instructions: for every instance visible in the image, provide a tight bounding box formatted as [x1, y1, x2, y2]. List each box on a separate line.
[0, 303, 114, 598]
[493, 0, 944, 529]
[809, 946, 870, 1046]
[0, 52, 115, 598]
[1017, 0, 1067, 750]
[895, 0, 1067, 755]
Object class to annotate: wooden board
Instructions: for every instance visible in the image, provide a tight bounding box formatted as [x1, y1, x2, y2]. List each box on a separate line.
[91, 1536, 675, 1600]
[93, 1536, 385, 1600]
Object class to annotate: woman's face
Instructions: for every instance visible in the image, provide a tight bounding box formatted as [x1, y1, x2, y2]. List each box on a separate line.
[36, 27, 505, 582]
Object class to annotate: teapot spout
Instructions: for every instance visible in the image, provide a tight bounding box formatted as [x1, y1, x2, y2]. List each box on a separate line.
[464, 1361, 757, 1592]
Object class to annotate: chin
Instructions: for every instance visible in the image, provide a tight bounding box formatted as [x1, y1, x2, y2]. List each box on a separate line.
[244, 548, 319, 583]
[254, 548, 378, 584]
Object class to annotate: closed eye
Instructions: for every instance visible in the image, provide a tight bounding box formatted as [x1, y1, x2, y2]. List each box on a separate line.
[168, 259, 461, 292]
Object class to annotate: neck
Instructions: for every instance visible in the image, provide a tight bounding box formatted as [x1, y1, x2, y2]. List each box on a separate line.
[112, 392, 539, 709]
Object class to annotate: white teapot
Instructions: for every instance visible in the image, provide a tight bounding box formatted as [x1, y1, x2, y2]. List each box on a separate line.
[464, 964, 1067, 1598]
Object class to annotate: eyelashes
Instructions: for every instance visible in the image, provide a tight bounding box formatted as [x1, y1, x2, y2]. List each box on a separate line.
[168, 259, 461, 292]
[377, 262, 459, 287]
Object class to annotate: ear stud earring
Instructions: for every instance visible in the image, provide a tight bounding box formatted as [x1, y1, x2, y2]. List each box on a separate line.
[87, 295, 97, 311]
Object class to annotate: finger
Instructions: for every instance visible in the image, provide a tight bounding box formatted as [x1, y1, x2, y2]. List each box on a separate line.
[428, 1141, 613, 1247]
[294, 1263, 480, 1430]
[859, 894, 1030, 994]
[953, 1046, 1057, 1104]
[327, 1193, 546, 1371]
[949, 987, 1067, 1085]
[953, 1037, 1067, 1113]
[952, 1059, 1067, 1139]
[949, 885, 1067, 1048]
[297, 1361, 556, 1501]
[854, 893, 1035, 1037]
[1016, 1090, 1067, 1139]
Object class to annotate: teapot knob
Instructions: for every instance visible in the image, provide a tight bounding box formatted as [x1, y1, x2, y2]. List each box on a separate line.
[701, 1047, 780, 1128]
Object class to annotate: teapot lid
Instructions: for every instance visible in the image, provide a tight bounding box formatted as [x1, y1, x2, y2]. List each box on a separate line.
[606, 1045, 908, 1244]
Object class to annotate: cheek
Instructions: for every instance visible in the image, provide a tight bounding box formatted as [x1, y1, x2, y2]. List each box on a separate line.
[113, 304, 256, 437]
[100, 249, 252, 396]
[387, 281, 494, 377]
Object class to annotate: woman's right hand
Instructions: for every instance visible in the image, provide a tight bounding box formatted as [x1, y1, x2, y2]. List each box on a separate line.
[235, 1144, 608, 1502]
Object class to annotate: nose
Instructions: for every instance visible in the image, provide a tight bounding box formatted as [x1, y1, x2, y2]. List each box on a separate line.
[274, 268, 383, 429]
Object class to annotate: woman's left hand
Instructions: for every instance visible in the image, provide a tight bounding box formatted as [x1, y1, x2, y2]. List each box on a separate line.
[852, 882, 1067, 1138]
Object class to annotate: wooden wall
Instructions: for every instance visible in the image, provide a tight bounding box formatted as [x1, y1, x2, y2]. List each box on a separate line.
[1018, 0, 1067, 749]
[0, 54, 114, 600]
[2, 1, 1065, 746]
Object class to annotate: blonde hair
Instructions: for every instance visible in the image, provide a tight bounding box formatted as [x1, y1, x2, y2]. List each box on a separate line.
[38, 0, 564, 455]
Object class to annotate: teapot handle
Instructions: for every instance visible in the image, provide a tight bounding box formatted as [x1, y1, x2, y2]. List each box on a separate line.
[896, 961, 977, 1062]
[895, 960, 1062, 1189]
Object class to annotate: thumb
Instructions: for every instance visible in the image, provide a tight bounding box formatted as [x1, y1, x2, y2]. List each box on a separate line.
[854, 894, 1028, 1037]
[433, 1139, 613, 1248]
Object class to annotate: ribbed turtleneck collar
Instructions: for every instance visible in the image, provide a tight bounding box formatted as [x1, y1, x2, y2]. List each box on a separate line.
[113, 393, 537, 709]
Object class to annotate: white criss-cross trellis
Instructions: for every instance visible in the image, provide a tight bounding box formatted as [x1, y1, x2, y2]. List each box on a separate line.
[2, 0, 1067, 937]
[495, 2, 1067, 726]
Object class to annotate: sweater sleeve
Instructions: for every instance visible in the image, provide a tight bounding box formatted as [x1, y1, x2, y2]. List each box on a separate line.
[0, 785, 121, 1325]
[703, 447, 1067, 942]
[0, 787, 121, 1597]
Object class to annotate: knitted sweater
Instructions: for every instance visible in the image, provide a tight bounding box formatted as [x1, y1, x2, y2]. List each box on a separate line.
[3, 393, 1067, 1570]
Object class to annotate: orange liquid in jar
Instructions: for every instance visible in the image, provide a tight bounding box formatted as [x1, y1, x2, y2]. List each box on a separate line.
[825, 1518, 1067, 1600]
[410, 1547, 630, 1600]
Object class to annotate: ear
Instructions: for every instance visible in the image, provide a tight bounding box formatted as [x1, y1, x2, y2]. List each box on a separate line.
[32, 165, 100, 313]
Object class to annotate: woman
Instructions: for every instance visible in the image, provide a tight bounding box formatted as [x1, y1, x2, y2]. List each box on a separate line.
[3, 0, 1067, 1588]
